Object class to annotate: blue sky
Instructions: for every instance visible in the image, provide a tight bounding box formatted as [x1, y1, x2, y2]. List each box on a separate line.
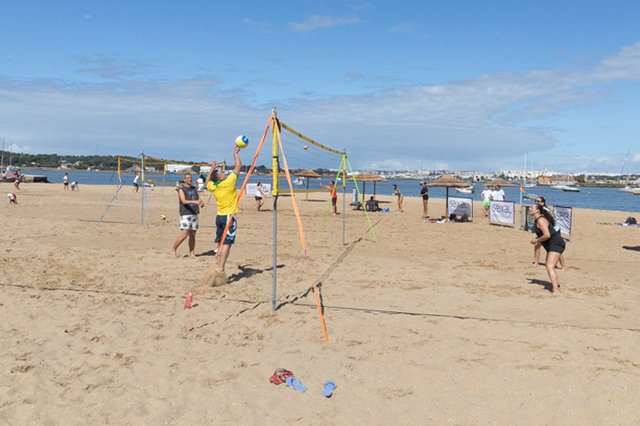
[1, 0, 639, 172]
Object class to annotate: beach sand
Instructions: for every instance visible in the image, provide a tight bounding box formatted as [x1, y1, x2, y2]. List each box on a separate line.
[1, 183, 638, 424]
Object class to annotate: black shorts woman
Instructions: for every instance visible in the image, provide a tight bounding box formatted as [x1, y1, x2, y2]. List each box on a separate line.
[529, 203, 566, 294]
[532, 197, 565, 269]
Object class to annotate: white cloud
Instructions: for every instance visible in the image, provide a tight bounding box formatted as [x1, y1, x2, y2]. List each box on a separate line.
[288, 15, 361, 33]
[2, 43, 640, 172]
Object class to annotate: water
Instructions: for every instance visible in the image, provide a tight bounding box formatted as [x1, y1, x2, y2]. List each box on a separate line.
[22, 169, 640, 213]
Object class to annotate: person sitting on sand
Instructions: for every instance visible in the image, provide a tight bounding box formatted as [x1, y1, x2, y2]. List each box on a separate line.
[532, 197, 565, 269]
[392, 184, 403, 212]
[172, 172, 204, 258]
[7, 192, 17, 204]
[529, 203, 566, 294]
[365, 196, 380, 212]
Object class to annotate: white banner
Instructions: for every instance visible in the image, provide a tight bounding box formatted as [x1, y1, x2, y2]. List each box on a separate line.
[246, 183, 271, 196]
[554, 205, 572, 236]
[448, 196, 473, 218]
[490, 200, 515, 226]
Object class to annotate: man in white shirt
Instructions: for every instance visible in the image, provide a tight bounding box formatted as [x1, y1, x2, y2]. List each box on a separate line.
[491, 185, 505, 201]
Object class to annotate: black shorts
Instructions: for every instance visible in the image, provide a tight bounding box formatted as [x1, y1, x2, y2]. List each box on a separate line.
[422, 196, 429, 200]
[543, 235, 565, 254]
[215, 215, 237, 245]
[331, 198, 337, 206]
[255, 196, 262, 201]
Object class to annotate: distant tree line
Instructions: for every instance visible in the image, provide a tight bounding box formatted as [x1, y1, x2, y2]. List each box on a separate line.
[0, 151, 208, 171]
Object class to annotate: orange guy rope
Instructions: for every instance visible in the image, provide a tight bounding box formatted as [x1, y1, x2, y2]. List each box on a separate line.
[276, 126, 309, 257]
[312, 284, 329, 343]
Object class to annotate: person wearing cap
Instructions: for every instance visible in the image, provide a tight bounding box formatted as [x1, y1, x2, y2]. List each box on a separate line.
[420, 182, 429, 218]
[204, 145, 242, 286]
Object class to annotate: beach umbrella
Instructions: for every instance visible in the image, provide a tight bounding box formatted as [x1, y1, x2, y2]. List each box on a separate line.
[296, 169, 322, 199]
[426, 174, 471, 215]
[350, 173, 386, 202]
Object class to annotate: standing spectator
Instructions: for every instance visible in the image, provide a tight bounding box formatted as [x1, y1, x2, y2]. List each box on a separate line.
[172, 173, 204, 258]
[420, 182, 429, 218]
[491, 185, 505, 201]
[132, 172, 140, 192]
[322, 180, 339, 215]
[63, 173, 69, 190]
[481, 185, 492, 216]
[392, 184, 404, 212]
[255, 181, 267, 211]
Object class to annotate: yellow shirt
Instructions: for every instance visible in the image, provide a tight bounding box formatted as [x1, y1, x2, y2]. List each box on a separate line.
[207, 172, 239, 215]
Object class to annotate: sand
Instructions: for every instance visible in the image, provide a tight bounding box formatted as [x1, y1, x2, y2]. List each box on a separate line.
[1, 182, 638, 424]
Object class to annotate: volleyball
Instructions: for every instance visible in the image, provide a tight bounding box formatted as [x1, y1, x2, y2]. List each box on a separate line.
[303, 145, 309, 150]
[235, 135, 249, 149]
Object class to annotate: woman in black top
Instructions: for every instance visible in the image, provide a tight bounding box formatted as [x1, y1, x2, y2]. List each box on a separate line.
[532, 197, 565, 269]
[529, 203, 565, 294]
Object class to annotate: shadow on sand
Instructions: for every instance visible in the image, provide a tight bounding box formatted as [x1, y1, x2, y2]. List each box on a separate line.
[622, 245, 640, 252]
[527, 278, 554, 293]
[227, 263, 285, 284]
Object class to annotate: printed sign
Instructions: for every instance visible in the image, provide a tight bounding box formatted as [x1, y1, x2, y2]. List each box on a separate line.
[246, 183, 271, 196]
[553, 205, 572, 236]
[448, 196, 473, 219]
[489, 200, 515, 226]
[521, 205, 536, 232]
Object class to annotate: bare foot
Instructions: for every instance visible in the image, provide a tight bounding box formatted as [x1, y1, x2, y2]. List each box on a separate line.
[208, 271, 227, 287]
[189, 252, 197, 259]
[172, 251, 178, 258]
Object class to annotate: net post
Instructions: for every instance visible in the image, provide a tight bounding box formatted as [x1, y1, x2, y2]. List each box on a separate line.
[271, 107, 279, 311]
[341, 151, 347, 245]
[141, 150, 146, 225]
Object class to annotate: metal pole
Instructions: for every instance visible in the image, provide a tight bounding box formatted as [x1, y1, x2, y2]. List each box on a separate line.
[272, 196, 278, 311]
[1, 137, 5, 170]
[342, 152, 346, 245]
[271, 107, 279, 311]
[141, 150, 146, 224]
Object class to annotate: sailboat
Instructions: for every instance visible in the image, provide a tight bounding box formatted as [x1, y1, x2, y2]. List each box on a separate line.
[523, 154, 536, 188]
[454, 184, 475, 194]
[617, 149, 639, 192]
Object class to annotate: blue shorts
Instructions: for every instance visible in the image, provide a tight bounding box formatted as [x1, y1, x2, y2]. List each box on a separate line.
[215, 215, 237, 245]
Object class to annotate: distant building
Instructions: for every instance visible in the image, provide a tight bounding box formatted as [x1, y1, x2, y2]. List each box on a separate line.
[165, 163, 192, 173]
[537, 176, 552, 186]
